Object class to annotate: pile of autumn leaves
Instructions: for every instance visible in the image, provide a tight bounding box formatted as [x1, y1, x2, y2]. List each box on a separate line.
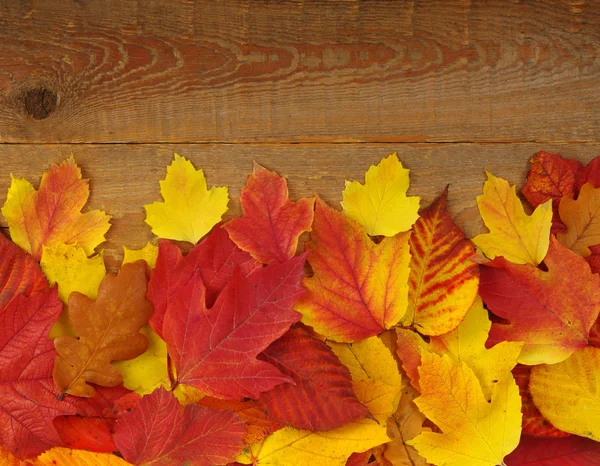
[1, 151, 600, 466]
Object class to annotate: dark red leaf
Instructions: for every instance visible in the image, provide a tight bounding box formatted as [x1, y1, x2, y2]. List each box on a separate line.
[505, 435, 600, 465]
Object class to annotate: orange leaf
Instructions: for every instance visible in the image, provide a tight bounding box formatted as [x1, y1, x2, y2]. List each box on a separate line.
[558, 183, 600, 257]
[1, 157, 111, 259]
[296, 198, 411, 342]
[401, 188, 479, 335]
[53, 261, 153, 397]
[225, 165, 314, 264]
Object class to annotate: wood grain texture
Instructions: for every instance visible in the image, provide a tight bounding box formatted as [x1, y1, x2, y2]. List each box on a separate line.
[0, 0, 599, 143]
[0, 144, 598, 270]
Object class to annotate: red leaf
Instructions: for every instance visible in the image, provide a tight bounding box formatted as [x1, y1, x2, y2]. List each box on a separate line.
[147, 226, 259, 337]
[505, 435, 600, 465]
[162, 255, 306, 399]
[586, 244, 600, 275]
[257, 326, 370, 431]
[577, 157, 600, 191]
[224, 165, 314, 264]
[346, 450, 374, 466]
[0, 233, 48, 309]
[513, 365, 570, 438]
[480, 237, 600, 365]
[113, 388, 245, 466]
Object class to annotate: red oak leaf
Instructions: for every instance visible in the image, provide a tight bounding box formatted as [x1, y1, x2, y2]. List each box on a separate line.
[147, 226, 259, 337]
[224, 165, 314, 264]
[256, 326, 370, 431]
[577, 157, 600, 191]
[113, 388, 245, 466]
[0, 233, 48, 308]
[162, 255, 306, 399]
[505, 435, 600, 465]
[480, 236, 600, 365]
[512, 365, 569, 438]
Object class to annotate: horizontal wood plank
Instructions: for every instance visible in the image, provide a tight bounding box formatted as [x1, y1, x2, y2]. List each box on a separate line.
[0, 0, 599, 143]
[0, 143, 598, 270]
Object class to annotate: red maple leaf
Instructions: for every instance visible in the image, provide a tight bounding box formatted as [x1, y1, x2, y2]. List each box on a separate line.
[161, 254, 306, 399]
[257, 326, 370, 431]
[504, 435, 600, 465]
[147, 226, 259, 337]
[224, 165, 314, 264]
[113, 387, 245, 466]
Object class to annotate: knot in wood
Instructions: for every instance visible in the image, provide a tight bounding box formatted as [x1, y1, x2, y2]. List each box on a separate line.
[23, 87, 57, 120]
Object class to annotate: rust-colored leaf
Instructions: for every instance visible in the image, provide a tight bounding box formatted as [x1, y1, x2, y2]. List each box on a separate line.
[53, 261, 153, 398]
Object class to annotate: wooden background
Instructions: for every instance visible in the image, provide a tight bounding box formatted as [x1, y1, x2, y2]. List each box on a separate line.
[1, 0, 599, 270]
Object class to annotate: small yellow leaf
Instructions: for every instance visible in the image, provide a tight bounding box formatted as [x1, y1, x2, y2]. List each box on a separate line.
[328, 336, 402, 423]
[41, 241, 106, 339]
[173, 383, 206, 406]
[472, 172, 552, 265]
[144, 153, 229, 244]
[123, 243, 159, 270]
[530, 346, 600, 440]
[408, 353, 522, 466]
[341, 153, 420, 236]
[31, 447, 132, 465]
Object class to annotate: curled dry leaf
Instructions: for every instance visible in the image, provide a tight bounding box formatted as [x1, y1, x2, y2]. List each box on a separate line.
[53, 261, 153, 398]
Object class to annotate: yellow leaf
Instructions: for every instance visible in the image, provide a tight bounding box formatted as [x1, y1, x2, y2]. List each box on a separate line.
[237, 336, 394, 465]
[31, 447, 132, 465]
[41, 242, 106, 339]
[397, 297, 523, 401]
[408, 352, 522, 466]
[558, 183, 600, 257]
[0, 445, 23, 465]
[173, 383, 206, 406]
[341, 153, 420, 236]
[113, 247, 169, 395]
[123, 243, 159, 270]
[472, 172, 552, 265]
[144, 153, 229, 244]
[328, 336, 402, 423]
[530, 346, 600, 440]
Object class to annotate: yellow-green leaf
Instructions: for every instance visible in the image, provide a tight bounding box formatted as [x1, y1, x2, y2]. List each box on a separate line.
[408, 352, 522, 466]
[144, 153, 229, 244]
[341, 153, 420, 236]
[530, 346, 600, 440]
[472, 172, 552, 265]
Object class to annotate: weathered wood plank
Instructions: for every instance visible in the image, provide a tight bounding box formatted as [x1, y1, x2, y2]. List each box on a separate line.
[0, 143, 598, 270]
[0, 0, 598, 143]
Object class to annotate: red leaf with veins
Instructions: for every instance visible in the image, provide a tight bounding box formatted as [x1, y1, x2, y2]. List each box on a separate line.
[257, 326, 370, 431]
[162, 254, 306, 399]
[147, 226, 259, 337]
[113, 388, 245, 466]
[224, 165, 314, 264]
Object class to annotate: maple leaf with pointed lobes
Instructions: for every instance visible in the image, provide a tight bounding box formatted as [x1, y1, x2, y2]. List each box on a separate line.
[147, 226, 259, 338]
[296, 197, 411, 342]
[256, 326, 370, 431]
[408, 352, 522, 466]
[1, 156, 111, 259]
[558, 183, 600, 257]
[162, 254, 306, 399]
[401, 187, 479, 335]
[473, 172, 552, 265]
[341, 153, 420, 236]
[225, 165, 315, 264]
[53, 261, 153, 398]
[530, 347, 600, 441]
[480, 236, 600, 365]
[114, 388, 245, 466]
[144, 153, 229, 244]
[504, 435, 600, 465]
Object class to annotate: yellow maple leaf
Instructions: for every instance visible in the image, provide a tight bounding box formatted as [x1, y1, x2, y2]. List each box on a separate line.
[472, 172, 552, 265]
[341, 153, 420, 236]
[1, 156, 111, 259]
[408, 352, 522, 466]
[113, 249, 169, 396]
[558, 183, 600, 257]
[41, 241, 106, 338]
[30, 447, 132, 465]
[237, 336, 395, 465]
[530, 346, 600, 440]
[144, 153, 229, 244]
[123, 243, 159, 270]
